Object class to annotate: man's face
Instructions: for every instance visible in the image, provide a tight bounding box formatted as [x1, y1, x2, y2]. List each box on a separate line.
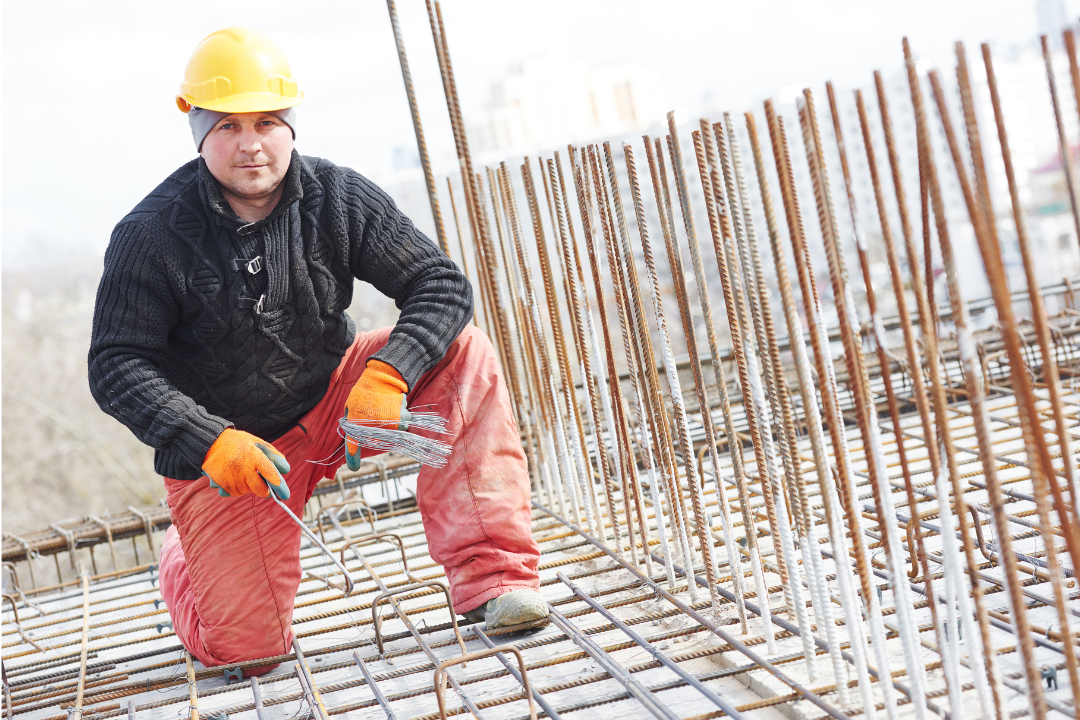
[200, 112, 294, 202]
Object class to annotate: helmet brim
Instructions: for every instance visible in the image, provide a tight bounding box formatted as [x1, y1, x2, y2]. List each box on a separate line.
[182, 91, 303, 114]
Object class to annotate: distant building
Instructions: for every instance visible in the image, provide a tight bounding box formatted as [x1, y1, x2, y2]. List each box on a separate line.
[467, 59, 666, 157]
[1026, 145, 1080, 274]
[1038, 0, 1069, 50]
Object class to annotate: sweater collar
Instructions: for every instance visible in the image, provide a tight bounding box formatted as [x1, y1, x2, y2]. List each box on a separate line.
[198, 150, 305, 231]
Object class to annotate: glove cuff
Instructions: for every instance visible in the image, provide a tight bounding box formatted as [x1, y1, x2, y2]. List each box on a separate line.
[364, 359, 409, 394]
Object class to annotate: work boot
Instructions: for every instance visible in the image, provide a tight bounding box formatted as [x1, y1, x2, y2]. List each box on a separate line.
[462, 589, 549, 632]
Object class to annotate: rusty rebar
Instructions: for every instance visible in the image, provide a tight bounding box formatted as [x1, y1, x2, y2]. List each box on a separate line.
[799, 87, 909, 719]
[1043, 34, 1080, 252]
[905, 39, 1047, 714]
[931, 58, 1080, 703]
[764, 104, 858, 707]
[693, 124, 780, 655]
[692, 122, 814, 670]
[385, 0, 447, 255]
[854, 86, 991, 720]
[745, 110, 834, 656]
[724, 113, 805, 558]
[715, 115, 800, 615]
[602, 142, 667, 572]
[592, 149, 650, 565]
[638, 139, 700, 582]
[621, 141, 687, 588]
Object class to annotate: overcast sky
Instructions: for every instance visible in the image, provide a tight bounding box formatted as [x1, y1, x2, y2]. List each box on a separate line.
[1, 0, 1066, 269]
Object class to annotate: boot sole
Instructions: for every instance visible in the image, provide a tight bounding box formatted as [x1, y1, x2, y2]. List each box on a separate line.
[485, 615, 551, 635]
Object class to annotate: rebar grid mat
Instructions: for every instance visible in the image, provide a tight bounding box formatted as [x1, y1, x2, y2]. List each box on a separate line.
[2, 383, 1077, 720]
[9, 8, 1080, 720]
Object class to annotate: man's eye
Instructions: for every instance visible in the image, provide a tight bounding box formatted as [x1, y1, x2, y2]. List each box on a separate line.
[220, 123, 235, 130]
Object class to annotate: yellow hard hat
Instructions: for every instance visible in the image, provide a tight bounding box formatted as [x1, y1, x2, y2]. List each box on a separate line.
[176, 27, 303, 114]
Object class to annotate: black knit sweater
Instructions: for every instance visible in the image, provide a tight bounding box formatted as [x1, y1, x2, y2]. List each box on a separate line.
[88, 152, 472, 480]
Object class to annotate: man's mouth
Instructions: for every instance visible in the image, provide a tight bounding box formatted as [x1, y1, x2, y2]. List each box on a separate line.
[237, 164, 267, 170]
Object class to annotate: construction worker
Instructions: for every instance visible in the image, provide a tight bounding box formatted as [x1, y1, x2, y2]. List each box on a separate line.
[88, 27, 546, 673]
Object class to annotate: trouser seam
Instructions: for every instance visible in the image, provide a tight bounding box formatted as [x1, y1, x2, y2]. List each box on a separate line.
[249, 496, 291, 649]
[442, 363, 501, 560]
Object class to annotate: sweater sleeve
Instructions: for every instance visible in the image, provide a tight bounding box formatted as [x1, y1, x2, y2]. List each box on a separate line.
[88, 220, 232, 469]
[343, 170, 473, 388]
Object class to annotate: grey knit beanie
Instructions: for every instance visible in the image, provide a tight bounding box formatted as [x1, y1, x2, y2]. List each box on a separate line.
[188, 106, 297, 152]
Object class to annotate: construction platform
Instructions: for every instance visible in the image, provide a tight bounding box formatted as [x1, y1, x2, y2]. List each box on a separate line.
[3, 375, 1078, 720]
[6, 4, 1080, 718]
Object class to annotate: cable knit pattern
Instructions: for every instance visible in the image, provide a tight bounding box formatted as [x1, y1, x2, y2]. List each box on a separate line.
[89, 152, 472, 480]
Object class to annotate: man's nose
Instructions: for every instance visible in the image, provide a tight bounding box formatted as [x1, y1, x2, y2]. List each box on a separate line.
[237, 128, 262, 155]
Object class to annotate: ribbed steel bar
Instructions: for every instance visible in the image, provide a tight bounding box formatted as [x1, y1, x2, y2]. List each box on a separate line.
[962, 41, 1077, 716]
[641, 124, 719, 611]
[639, 135, 707, 600]
[854, 86, 1002, 720]
[557, 572, 746, 719]
[485, 166, 540, 492]
[581, 152, 638, 555]
[724, 113, 805, 572]
[708, 118, 790, 598]
[522, 157, 601, 536]
[499, 162, 575, 523]
[621, 141, 690, 588]
[689, 124, 775, 637]
[957, 46, 1080, 591]
[523, 155, 594, 529]
[539, 160, 597, 513]
[799, 87, 911, 720]
[929, 61, 1080, 707]
[601, 143, 661, 571]
[555, 150, 632, 526]
[547, 152, 621, 551]
[444, 178, 477, 325]
[901, 39, 1046, 714]
[1042, 34, 1080, 252]
[588, 149, 646, 562]
[703, 120, 793, 658]
[875, 72, 983, 703]
[559, 150, 630, 551]
[476, 170, 526, 426]
[762, 103, 860, 707]
[385, 0, 447, 255]
[534, 502, 854, 720]
[474, 171, 517, 391]
[840, 86, 943, 706]
[646, 137, 702, 578]
[494, 166, 559, 511]
[983, 40, 1080, 527]
[744, 111, 834, 664]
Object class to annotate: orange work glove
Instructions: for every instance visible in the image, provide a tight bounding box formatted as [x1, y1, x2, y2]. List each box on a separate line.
[201, 428, 291, 499]
[343, 359, 409, 471]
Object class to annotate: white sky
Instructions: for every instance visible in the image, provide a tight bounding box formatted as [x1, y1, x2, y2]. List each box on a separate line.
[1, 0, 1065, 269]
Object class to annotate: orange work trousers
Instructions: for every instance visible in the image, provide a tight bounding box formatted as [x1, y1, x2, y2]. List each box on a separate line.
[158, 325, 540, 670]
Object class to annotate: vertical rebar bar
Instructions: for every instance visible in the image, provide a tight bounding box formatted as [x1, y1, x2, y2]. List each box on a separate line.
[906, 43, 1047, 714]
[1043, 34, 1080, 251]
[764, 103, 857, 707]
[798, 88, 901, 720]
[692, 124, 813, 669]
[931, 61, 1080, 705]
[385, 0, 447, 255]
